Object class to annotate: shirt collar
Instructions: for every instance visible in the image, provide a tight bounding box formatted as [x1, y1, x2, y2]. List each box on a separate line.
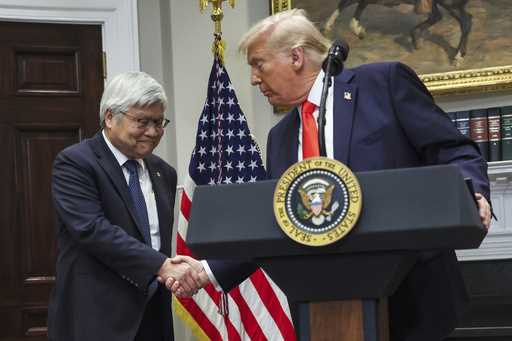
[102, 130, 145, 170]
[307, 69, 329, 107]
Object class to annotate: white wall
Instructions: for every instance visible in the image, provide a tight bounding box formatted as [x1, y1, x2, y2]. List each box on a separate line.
[137, 0, 177, 169]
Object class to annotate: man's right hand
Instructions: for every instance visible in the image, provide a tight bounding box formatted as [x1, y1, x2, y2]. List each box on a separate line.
[156, 258, 202, 296]
[165, 256, 210, 297]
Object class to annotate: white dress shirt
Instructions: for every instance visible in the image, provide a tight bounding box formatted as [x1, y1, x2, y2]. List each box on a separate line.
[102, 130, 161, 251]
[298, 70, 335, 160]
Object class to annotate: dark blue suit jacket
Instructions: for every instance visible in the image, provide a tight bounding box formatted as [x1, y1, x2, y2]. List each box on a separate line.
[267, 61, 489, 199]
[265, 62, 490, 340]
[48, 132, 177, 341]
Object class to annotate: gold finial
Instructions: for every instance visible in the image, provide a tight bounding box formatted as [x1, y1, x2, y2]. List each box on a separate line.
[199, 0, 235, 65]
[199, 0, 208, 13]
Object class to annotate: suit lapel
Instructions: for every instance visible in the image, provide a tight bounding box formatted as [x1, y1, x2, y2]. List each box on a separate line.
[146, 160, 171, 254]
[333, 70, 357, 166]
[90, 133, 148, 243]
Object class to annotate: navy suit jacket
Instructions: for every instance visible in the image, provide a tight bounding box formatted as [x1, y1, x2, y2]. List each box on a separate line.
[48, 132, 177, 341]
[267, 61, 489, 200]
[265, 62, 490, 340]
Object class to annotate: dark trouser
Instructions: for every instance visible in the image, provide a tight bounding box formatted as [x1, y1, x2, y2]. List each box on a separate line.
[135, 285, 174, 341]
[389, 251, 469, 341]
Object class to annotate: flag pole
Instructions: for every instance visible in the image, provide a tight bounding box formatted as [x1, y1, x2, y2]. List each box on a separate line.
[199, 0, 235, 65]
[199, 0, 237, 318]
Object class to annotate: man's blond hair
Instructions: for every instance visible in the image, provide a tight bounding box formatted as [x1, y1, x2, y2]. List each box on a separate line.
[238, 9, 331, 67]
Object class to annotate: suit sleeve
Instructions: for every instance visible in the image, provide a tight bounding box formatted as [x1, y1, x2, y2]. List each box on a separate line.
[206, 260, 258, 293]
[52, 150, 167, 292]
[387, 62, 490, 200]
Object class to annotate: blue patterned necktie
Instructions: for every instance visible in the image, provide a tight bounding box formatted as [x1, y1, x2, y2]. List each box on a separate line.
[124, 160, 151, 245]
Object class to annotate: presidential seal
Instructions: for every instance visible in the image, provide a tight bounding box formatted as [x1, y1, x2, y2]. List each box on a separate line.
[273, 157, 362, 247]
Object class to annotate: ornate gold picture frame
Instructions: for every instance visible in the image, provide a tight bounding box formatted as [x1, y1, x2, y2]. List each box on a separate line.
[270, 0, 512, 96]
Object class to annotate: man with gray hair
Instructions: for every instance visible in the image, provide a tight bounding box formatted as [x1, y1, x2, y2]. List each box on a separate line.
[236, 8, 491, 341]
[48, 72, 206, 341]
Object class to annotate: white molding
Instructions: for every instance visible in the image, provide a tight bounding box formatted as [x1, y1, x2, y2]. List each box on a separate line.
[457, 231, 512, 261]
[457, 177, 512, 261]
[488, 160, 512, 182]
[0, 0, 140, 80]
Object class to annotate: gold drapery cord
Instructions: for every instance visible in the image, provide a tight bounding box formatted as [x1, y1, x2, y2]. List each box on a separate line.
[200, 0, 235, 65]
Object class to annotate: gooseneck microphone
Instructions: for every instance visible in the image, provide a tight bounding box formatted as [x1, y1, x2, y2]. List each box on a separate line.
[318, 40, 349, 157]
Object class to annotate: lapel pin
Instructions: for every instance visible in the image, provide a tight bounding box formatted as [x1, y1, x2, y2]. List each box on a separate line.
[156, 171, 161, 177]
[344, 91, 352, 101]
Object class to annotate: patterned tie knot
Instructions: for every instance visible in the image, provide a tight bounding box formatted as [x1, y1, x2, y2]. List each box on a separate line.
[124, 159, 139, 175]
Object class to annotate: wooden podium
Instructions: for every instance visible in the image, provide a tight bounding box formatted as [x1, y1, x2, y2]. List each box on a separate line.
[186, 165, 486, 340]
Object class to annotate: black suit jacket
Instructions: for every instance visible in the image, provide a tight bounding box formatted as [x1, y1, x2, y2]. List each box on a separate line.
[48, 132, 177, 341]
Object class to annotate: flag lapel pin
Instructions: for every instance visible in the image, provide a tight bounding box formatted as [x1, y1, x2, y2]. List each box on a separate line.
[344, 91, 352, 101]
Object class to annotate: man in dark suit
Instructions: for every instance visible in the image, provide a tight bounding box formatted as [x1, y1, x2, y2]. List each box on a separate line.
[48, 72, 203, 341]
[234, 8, 491, 341]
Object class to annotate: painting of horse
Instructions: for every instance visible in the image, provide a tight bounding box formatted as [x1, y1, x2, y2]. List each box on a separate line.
[290, 0, 512, 75]
[323, 0, 471, 66]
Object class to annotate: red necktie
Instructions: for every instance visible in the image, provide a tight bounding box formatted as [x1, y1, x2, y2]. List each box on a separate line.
[301, 100, 320, 159]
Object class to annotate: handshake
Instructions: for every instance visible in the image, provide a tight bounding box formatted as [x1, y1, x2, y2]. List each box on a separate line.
[157, 255, 210, 297]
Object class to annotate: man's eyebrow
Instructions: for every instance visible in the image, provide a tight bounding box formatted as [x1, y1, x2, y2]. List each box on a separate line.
[248, 57, 263, 65]
[131, 111, 148, 117]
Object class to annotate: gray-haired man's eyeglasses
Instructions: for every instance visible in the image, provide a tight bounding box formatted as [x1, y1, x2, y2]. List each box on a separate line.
[120, 111, 170, 129]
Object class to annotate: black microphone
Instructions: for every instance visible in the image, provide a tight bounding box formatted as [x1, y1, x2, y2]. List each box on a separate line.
[318, 40, 349, 157]
[322, 40, 349, 77]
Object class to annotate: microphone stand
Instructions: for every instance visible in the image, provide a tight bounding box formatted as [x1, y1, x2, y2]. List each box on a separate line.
[317, 40, 348, 158]
[318, 61, 334, 157]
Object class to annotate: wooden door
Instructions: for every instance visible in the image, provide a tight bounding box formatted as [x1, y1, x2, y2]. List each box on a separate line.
[0, 21, 103, 340]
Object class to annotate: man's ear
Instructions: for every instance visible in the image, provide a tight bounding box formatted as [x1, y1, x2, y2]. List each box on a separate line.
[290, 47, 305, 70]
[104, 109, 113, 129]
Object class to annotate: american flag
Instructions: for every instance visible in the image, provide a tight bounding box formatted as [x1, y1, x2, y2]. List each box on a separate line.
[174, 57, 296, 340]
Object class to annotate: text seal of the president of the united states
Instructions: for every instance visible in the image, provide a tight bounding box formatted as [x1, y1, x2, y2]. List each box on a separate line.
[273, 157, 362, 247]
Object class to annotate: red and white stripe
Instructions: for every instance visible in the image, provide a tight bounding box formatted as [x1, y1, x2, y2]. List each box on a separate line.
[174, 174, 296, 341]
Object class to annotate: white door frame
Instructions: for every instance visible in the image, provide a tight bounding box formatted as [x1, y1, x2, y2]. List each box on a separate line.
[0, 0, 140, 81]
